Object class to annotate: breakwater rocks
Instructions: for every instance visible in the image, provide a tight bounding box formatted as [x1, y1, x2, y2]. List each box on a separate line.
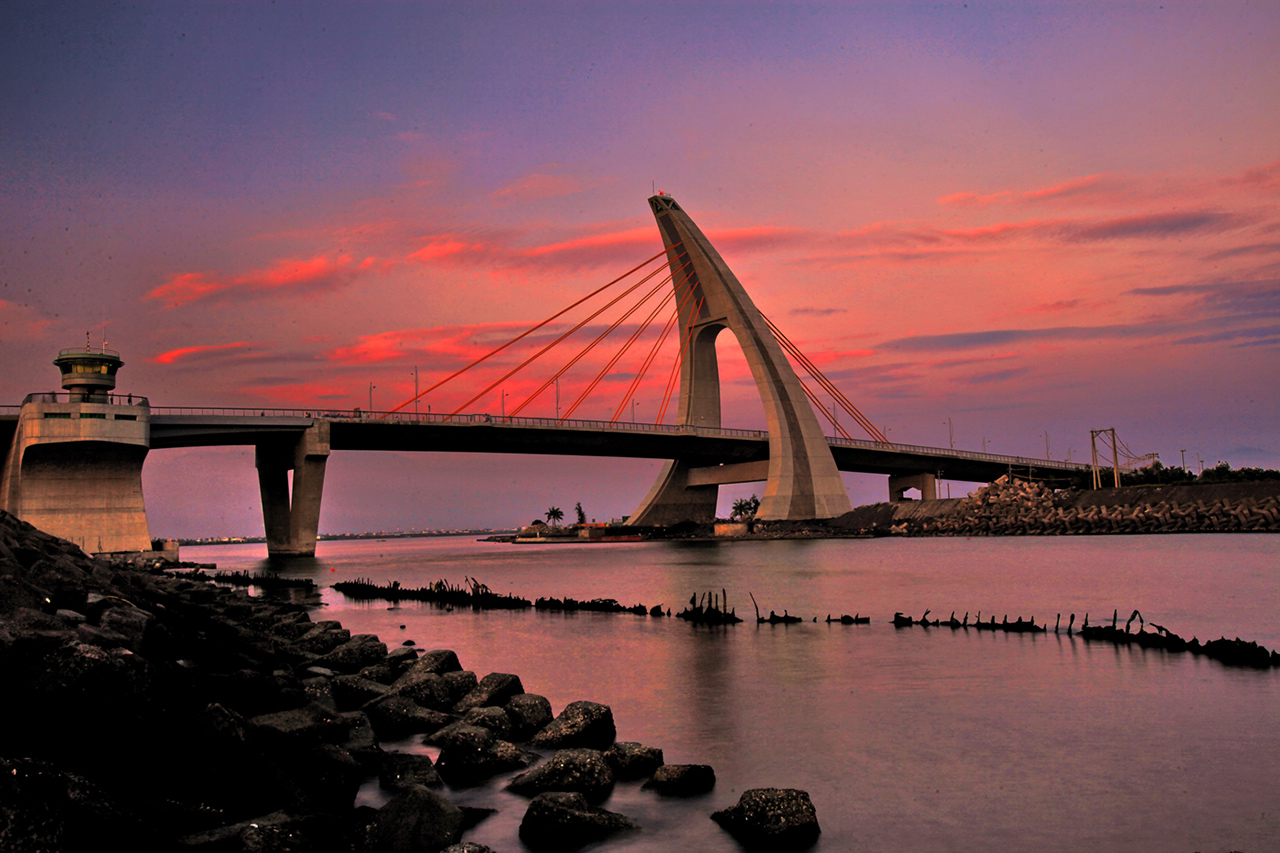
[0, 511, 820, 852]
[833, 479, 1280, 537]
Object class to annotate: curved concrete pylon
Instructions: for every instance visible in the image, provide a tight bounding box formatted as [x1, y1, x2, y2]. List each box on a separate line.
[629, 194, 851, 525]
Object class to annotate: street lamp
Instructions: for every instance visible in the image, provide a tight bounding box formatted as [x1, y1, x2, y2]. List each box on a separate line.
[1043, 431, 1050, 460]
[412, 366, 419, 416]
[944, 417, 954, 449]
[368, 382, 375, 414]
[555, 375, 561, 420]
[632, 399, 639, 423]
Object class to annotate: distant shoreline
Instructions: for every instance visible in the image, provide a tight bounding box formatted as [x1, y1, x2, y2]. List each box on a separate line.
[176, 529, 517, 547]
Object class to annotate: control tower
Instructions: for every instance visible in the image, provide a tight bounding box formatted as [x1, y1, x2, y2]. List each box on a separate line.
[1, 345, 152, 553]
[53, 345, 125, 403]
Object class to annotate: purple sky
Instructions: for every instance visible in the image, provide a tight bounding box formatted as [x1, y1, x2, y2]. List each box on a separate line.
[3, 1, 1278, 537]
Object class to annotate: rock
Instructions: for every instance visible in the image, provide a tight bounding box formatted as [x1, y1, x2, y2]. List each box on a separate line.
[508, 748, 614, 802]
[441, 670, 478, 704]
[293, 621, 351, 655]
[518, 791, 638, 852]
[433, 725, 540, 787]
[453, 672, 524, 712]
[504, 693, 553, 741]
[410, 649, 463, 675]
[314, 634, 388, 673]
[604, 742, 663, 780]
[365, 784, 464, 853]
[378, 751, 443, 790]
[248, 701, 351, 745]
[363, 695, 452, 739]
[711, 788, 820, 851]
[426, 707, 512, 744]
[529, 700, 615, 749]
[330, 674, 390, 710]
[641, 763, 714, 795]
[440, 844, 496, 853]
[387, 669, 453, 712]
[0, 756, 154, 851]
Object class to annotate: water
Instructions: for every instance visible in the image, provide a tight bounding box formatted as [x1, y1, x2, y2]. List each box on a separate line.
[188, 535, 1280, 853]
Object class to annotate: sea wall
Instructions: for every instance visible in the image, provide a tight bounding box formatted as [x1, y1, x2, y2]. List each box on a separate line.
[831, 480, 1280, 536]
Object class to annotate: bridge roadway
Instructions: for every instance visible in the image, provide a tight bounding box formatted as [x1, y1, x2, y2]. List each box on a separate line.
[129, 407, 1086, 485]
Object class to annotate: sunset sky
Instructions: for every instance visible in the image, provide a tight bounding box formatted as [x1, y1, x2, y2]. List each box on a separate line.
[3, 1, 1278, 537]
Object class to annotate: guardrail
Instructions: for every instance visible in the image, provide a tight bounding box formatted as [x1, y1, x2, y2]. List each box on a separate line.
[17, 392, 150, 406]
[143, 405, 1088, 471]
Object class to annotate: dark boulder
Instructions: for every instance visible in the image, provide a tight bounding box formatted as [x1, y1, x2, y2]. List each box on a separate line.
[248, 701, 351, 746]
[330, 673, 390, 711]
[410, 648, 463, 675]
[529, 700, 615, 749]
[508, 748, 614, 802]
[711, 788, 820, 851]
[387, 669, 453, 712]
[313, 633, 388, 673]
[441, 670, 478, 704]
[378, 751, 443, 791]
[453, 672, 524, 712]
[505, 693, 553, 741]
[427, 707, 512, 744]
[433, 725, 540, 787]
[518, 791, 638, 852]
[362, 695, 452, 739]
[641, 763, 714, 796]
[604, 741, 663, 780]
[364, 784, 463, 853]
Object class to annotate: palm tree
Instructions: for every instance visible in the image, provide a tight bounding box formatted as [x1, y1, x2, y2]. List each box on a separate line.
[545, 506, 564, 526]
[730, 495, 761, 520]
[574, 502, 586, 525]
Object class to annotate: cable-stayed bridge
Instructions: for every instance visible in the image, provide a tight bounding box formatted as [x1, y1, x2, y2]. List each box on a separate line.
[2, 194, 1087, 556]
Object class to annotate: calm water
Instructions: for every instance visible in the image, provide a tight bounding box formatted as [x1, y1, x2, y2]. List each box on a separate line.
[188, 534, 1280, 853]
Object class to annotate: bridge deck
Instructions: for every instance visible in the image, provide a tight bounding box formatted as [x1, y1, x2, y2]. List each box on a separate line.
[3, 407, 1086, 482]
[141, 409, 1086, 482]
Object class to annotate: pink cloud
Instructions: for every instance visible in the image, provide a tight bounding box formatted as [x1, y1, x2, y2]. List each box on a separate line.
[0, 299, 51, 339]
[1019, 300, 1083, 314]
[148, 254, 363, 308]
[492, 173, 581, 201]
[150, 342, 257, 364]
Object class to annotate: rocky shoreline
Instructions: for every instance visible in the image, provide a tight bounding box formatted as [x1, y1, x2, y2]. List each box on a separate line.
[0, 510, 819, 853]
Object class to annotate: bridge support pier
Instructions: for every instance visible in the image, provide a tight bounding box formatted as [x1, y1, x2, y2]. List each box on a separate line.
[255, 421, 329, 558]
[888, 472, 937, 502]
[628, 194, 852, 525]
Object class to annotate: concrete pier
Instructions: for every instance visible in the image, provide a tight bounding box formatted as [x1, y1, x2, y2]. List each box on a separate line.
[255, 420, 330, 557]
[0, 347, 153, 553]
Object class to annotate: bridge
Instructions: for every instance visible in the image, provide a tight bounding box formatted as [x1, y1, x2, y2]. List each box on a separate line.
[2, 193, 1088, 556]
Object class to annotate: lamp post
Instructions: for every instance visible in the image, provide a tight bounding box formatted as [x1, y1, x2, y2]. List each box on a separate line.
[1043, 431, 1050, 460]
[555, 375, 561, 420]
[632, 399, 639, 423]
[944, 417, 954, 449]
[413, 366, 419, 416]
[368, 383, 375, 414]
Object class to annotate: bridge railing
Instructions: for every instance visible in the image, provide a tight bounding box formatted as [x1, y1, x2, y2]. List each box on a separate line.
[142, 405, 1087, 471]
[17, 392, 151, 407]
[826, 434, 1087, 471]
